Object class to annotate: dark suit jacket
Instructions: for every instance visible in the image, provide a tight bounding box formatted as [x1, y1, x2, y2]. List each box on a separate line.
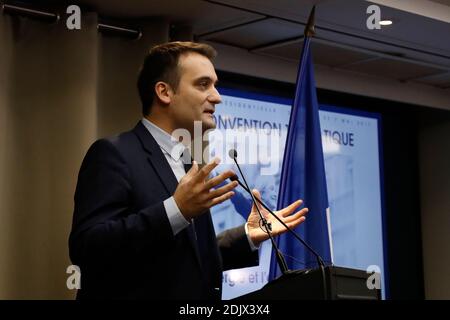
[69, 122, 258, 300]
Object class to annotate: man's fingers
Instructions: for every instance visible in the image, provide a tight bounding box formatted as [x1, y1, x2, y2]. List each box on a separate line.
[204, 170, 236, 190]
[251, 189, 261, 200]
[250, 189, 263, 211]
[283, 208, 308, 223]
[192, 157, 221, 182]
[286, 216, 306, 229]
[278, 199, 303, 217]
[206, 181, 238, 200]
[185, 160, 199, 177]
[209, 191, 235, 207]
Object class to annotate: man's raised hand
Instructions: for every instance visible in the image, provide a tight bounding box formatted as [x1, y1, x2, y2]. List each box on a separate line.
[173, 157, 238, 220]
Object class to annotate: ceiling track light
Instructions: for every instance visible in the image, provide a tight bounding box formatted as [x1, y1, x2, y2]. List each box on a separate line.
[379, 20, 393, 26]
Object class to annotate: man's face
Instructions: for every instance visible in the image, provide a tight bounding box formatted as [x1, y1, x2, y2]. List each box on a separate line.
[168, 52, 221, 134]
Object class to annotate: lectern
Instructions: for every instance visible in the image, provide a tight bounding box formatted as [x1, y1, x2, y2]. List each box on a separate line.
[237, 266, 381, 300]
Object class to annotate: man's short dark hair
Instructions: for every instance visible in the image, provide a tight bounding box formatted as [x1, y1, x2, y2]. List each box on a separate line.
[137, 41, 217, 115]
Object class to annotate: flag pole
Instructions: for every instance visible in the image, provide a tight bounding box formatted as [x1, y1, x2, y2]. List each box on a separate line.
[301, 6, 329, 298]
[270, 5, 330, 289]
[278, 5, 317, 206]
[305, 5, 316, 37]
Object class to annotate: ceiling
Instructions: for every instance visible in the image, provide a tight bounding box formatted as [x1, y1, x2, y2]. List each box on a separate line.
[432, 0, 450, 5]
[49, 0, 450, 90]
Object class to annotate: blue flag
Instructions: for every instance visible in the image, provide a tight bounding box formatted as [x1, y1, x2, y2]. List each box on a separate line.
[269, 36, 333, 280]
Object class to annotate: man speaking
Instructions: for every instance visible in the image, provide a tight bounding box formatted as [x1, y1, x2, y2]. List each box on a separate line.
[69, 41, 308, 299]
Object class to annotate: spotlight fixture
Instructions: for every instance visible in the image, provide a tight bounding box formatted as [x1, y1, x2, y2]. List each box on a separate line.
[379, 20, 393, 26]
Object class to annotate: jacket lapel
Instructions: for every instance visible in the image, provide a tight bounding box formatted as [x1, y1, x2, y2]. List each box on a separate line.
[133, 121, 178, 196]
[132, 121, 203, 270]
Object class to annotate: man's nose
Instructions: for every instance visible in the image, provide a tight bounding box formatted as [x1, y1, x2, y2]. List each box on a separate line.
[208, 87, 222, 104]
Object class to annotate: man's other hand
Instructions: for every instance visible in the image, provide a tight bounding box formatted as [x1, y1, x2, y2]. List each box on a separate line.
[246, 189, 308, 246]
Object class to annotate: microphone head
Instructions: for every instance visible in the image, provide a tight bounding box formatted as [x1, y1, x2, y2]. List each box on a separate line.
[228, 149, 237, 159]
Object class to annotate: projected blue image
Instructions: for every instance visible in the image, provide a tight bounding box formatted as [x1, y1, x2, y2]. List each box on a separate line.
[209, 88, 386, 299]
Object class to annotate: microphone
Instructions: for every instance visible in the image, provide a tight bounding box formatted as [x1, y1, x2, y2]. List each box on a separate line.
[228, 149, 289, 275]
[228, 149, 326, 269]
[228, 149, 237, 159]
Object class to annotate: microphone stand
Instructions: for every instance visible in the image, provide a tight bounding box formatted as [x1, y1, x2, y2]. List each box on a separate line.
[229, 152, 290, 275]
[230, 174, 329, 299]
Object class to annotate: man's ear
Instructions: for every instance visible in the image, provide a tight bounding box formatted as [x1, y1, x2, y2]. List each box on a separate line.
[154, 81, 172, 105]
